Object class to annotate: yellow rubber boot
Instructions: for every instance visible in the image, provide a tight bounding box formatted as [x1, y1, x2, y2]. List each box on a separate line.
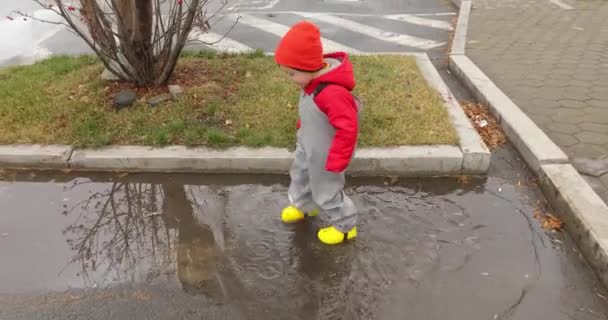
[318, 226, 357, 245]
[281, 206, 319, 223]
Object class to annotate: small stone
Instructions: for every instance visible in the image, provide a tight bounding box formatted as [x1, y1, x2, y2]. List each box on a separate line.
[101, 68, 121, 81]
[113, 90, 137, 110]
[572, 158, 608, 177]
[148, 93, 173, 107]
[168, 85, 184, 100]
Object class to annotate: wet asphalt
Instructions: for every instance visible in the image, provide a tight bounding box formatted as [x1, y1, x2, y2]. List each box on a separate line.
[1, 146, 608, 320]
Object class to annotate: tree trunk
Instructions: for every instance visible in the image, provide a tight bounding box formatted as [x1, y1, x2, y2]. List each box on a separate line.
[50, 0, 218, 88]
[130, 0, 155, 86]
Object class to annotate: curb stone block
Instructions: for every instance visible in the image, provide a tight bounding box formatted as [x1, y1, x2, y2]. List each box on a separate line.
[350, 146, 463, 177]
[68, 145, 464, 177]
[416, 53, 490, 174]
[0, 145, 73, 169]
[450, 0, 472, 55]
[69, 146, 294, 174]
[539, 164, 608, 289]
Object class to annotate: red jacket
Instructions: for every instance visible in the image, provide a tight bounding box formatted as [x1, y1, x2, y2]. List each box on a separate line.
[300, 52, 359, 173]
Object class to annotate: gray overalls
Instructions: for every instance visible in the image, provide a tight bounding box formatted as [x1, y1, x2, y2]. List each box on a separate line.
[288, 60, 361, 233]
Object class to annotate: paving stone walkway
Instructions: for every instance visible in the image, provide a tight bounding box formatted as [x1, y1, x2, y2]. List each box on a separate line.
[466, 0, 608, 203]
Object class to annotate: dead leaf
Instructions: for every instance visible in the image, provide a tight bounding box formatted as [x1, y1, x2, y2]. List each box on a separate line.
[542, 214, 564, 231]
[461, 101, 506, 151]
[534, 208, 564, 231]
[457, 175, 472, 185]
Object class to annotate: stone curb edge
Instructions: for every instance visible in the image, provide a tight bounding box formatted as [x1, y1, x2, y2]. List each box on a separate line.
[415, 53, 490, 174]
[0, 53, 490, 177]
[448, 0, 608, 288]
[0, 145, 465, 177]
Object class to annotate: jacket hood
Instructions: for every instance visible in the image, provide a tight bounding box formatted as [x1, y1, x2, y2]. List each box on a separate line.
[304, 52, 356, 95]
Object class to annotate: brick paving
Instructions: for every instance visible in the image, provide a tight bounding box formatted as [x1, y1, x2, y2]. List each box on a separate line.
[466, 0, 608, 203]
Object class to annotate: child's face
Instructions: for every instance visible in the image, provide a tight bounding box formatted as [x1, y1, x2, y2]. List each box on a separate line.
[280, 65, 316, 88]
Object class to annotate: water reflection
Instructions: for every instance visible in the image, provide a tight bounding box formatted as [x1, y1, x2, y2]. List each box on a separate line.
[59, 178, 390, 317]
[63, 181, 176, 286]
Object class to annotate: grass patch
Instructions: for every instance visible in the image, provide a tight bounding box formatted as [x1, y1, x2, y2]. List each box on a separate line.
[0, 52, 457, 148]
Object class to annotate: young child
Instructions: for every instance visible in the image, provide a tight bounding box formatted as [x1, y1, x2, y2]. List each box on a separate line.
[275, 21, 361, 245]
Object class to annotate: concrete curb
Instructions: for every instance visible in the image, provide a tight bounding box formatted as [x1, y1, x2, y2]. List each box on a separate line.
[0, 145, 74, 169]
[416, 53, 490, 174]
[449, 0, 608, 288]
[450, 0, 471, 55]
[69, 145, 464, 176]
[0, 52, 489, 177]
[539, 164, 608, 287]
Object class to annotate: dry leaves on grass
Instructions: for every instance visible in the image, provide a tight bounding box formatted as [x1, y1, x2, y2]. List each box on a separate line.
[461, 101, 507, 151]
[534, 209, 564, 231]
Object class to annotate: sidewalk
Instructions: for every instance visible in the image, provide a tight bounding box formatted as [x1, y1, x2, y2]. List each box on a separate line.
[466, 0, 608, 203]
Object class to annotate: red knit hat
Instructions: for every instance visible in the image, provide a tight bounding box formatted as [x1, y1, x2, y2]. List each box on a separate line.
[275, 21, 324, 71]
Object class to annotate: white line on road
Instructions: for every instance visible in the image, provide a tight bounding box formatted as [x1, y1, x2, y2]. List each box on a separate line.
[384, 14, 452, 30]
[236, 14, 360, 53]
[295, 13, 445, 50]
[232, 11, 457, 17]
[228, 0, 280, 11]
[190, 31, 253, 53]
[548, 0, 574, 10]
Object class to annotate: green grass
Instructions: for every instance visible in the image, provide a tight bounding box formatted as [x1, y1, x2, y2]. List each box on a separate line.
[0, 52, 458, 148]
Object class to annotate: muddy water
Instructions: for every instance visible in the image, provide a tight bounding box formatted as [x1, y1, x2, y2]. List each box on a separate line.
[1, 150, 608, 320]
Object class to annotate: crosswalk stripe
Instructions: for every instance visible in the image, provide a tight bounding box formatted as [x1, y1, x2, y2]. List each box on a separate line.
[296, 13, 445, 50]
[384, 14, 453, 30]
[236, 14, 360, 53]
[231, 11, 453, 31]
[190, 31, 253, 53]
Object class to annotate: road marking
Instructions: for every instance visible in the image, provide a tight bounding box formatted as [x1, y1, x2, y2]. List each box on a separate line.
[228, 0, 280, 11]
[232, 11, 457, 17]
[384, 14, 452, 30]
[413, 12, 456, 16]
[296, 13, 445, 50]
[190, 31, 253, 53]
[231, 11, 453, 30]
[548, 0, 574, 10]
[237, 14, 360, 53]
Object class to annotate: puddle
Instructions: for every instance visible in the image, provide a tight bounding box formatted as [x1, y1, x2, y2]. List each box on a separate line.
[1, 149, 608, 319]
